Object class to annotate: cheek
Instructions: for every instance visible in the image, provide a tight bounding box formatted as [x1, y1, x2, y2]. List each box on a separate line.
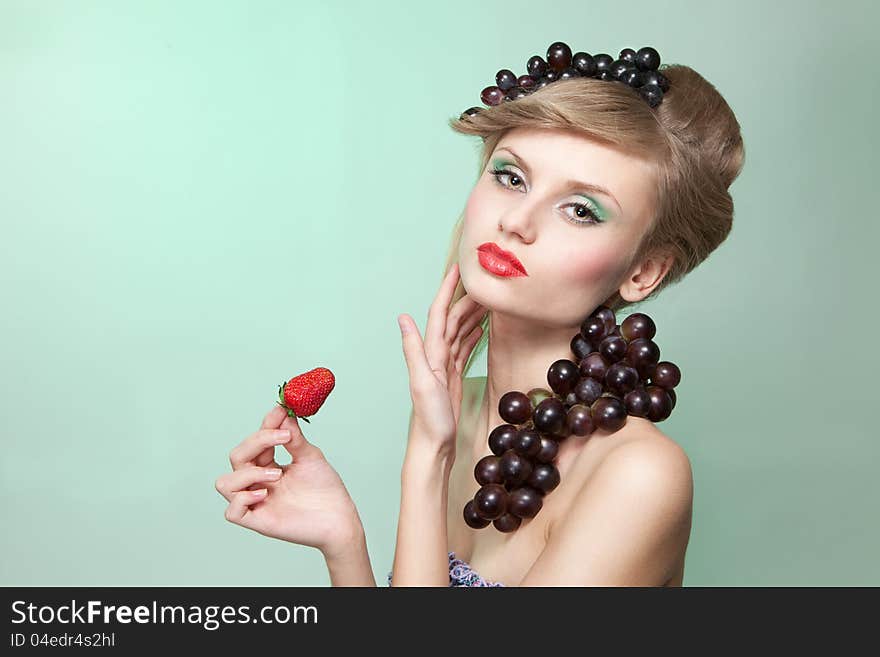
[547, 235, 630, 290]
[463, 182, 494, 230]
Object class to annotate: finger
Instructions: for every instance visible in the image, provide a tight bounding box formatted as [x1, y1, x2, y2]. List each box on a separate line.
[454, 324, 484, 373]
[253, 405, 290, 465]
[229, 428, 293, 469]
[260, 404, 288, 431]
[215, 465, 284, 502]
[398, 313, 435, 388]
[451, 302, 487, 350]
[450, 305, 487, 362]
[277, 412, 324, 462]
[445, 294, 485, 345]
[224, 489, 267, 526]
[425, 263, 460, 353]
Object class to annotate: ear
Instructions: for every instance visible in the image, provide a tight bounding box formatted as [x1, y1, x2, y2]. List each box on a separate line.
[618, 251, 675, 303]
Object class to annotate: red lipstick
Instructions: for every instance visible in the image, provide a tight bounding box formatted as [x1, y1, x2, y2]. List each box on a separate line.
[477, 242, 528, 277]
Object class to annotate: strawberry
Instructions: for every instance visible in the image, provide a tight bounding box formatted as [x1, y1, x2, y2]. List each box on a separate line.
[277, 367, 335, 423]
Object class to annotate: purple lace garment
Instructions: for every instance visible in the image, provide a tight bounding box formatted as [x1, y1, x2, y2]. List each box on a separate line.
[386, 551, 506, 587]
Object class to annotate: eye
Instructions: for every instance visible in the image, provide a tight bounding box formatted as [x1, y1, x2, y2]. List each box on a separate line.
[561, 201, 603, 225]
[489, 167, 604, 226]
[489, 167, 524, 190]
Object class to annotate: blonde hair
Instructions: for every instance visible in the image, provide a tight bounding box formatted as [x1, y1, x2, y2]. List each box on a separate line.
[440, 64, 746, 378]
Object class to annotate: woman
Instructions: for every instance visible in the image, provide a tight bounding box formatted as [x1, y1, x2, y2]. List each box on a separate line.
[214, 44, 745, 586]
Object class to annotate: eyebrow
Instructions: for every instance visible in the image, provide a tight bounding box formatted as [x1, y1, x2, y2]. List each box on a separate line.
[494, 146, 623, 213]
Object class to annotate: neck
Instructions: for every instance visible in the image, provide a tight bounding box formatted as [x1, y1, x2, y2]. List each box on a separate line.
[472, 309, 653, 463]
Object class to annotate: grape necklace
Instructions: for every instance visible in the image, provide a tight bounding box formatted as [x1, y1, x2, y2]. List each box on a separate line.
[463, 304, 681, 532]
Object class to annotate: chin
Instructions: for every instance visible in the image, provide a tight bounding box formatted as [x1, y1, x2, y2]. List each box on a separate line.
[463, 263, 529, 315]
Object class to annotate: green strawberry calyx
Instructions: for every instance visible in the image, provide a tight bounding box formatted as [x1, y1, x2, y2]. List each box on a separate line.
[276, 382, 311, 423]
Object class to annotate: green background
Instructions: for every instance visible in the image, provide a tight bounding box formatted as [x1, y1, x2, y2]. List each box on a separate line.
[1, 0, 876, 586]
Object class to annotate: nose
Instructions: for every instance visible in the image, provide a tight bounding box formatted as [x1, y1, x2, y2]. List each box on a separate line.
[498, 202, 539, 243]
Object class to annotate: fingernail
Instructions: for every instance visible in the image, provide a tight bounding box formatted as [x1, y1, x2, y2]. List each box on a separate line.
[274, 430, 291, 442]
[253, 488, 268, 496]
[265, 468, 282, 478]
[398, 315, 409, 335]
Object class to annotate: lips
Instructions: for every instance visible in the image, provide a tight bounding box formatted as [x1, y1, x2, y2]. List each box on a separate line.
[477, 242, 528, 276]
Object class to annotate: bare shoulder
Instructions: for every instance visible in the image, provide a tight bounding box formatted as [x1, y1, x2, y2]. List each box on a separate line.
[523, 428, 694, 585]
[592, 428, 694, 511]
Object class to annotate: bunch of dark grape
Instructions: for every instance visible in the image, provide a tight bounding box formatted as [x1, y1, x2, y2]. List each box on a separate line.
[462, 305, 681, 533]
[460, 41, 669, 120]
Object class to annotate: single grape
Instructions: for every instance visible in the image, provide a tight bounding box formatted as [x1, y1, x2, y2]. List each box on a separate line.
[480, 85, 505, 106]
[605, 361, 640, 396]
[499, 391, 532, 424]
[580, 352, 609, 381]
[488, 424, 518, 456]
[474, 455, 504, 486]
[621, 312, 657, 341]
[533, 397, 566, 435]
[624, 338, 661, 379]
[599, 334, 628, 362]
[493, 513, 522, 533]
[609, 59, 630, 80]
[546, 41, 572, 72]
[571, 333, 593, 360]
[463, 499, 490, 528]
[574, 376, 603, 405]
[527, 463, 561, 495]
[651, 361, 681, 389]
[580, 316, 607, 347]
[535, 435, 559, 463]
[547, 359, 580, 395]
[508, 486, 544, 518]
[517, 74, 536, 89]
[512, 428, 542, 458]
[527, 55, 548, 79]
[624, 387, 652, 417]
[473, 483, 508, 521]
[572, 51, 597, 76]
[645, 385, 673, 422]
[500, 449, 533, 487]
[592, 305, 616, 334]
[635, 46, 661, 71]
[593, 53, 614, 74]
[591, 396, 628, 433]
[619, 48, 637, 64]
[566, 403, 595, 436]
[495, 69, 518, 91]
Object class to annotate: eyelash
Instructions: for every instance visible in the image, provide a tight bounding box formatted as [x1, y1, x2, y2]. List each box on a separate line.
[488, 167, 604, 226]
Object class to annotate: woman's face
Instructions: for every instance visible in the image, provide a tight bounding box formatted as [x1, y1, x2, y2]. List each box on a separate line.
[459, 126, 660, 328]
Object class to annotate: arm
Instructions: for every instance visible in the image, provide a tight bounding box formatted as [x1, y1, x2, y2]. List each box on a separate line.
[519, 438, 694, 586]
[390, 262, 487, 586]
[389, 414, 455, 587]
[323, 526, 377, 587]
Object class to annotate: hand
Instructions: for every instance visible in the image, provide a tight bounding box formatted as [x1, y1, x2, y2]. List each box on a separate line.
[215, 404, 364, 557]
[397, 262, 488, 451]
